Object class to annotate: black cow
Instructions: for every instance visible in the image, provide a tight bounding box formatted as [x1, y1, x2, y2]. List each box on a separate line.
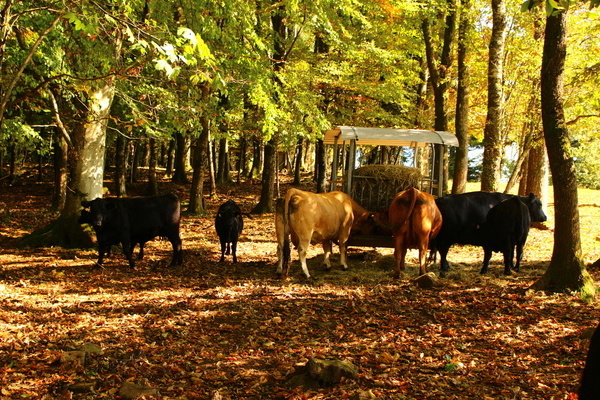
[79, 193, 183, 269]
[580, 320, 600, 400]
[215, 199, 247, 263]
[432, 191, 547, 274]
[478, 196, 530, 274]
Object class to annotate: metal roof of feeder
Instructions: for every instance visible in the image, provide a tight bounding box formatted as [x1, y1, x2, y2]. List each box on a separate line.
[323, 126, 459, 147]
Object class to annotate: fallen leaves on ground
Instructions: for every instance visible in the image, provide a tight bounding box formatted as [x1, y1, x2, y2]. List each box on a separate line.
[0, 179, 599, 399]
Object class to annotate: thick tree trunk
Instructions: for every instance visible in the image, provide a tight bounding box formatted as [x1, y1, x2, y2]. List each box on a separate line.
[22, 83, 115, 248]
[531, 11, 592, 296]
[481, 0, 507, 192]
[452, 0, 471, 194]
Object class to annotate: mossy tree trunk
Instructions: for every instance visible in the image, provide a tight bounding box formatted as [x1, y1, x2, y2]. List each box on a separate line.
[531, 10, 593, 297]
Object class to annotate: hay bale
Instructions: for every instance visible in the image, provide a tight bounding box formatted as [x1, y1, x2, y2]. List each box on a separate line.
[352, 165, 421, 211]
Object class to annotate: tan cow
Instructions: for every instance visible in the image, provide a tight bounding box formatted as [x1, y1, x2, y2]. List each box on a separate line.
[275, 189, 373, 279]
[388, 187, 442, 278]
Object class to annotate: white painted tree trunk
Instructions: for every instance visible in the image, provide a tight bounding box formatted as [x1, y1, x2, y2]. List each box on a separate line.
[65, 83, 115, 215]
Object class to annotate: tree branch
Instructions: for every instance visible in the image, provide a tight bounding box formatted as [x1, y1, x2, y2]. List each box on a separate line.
[0, 11, 64, 130]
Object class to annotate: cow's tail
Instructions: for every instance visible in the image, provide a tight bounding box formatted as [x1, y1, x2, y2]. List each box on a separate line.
[275, 196, 291, 277]
[392, 187, 418, 231]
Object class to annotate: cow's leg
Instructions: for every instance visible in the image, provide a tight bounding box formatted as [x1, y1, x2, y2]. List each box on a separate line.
[480, 248, 492, 274]
[123, 241, 135, 269]
[503, 245, 514, 275]
[232, 239, 238, 263]
[418, 241, 429, 276]
[298, 238, 311, 279]
[393, 235, 407, 279]
[438, 245, 451, 273]
[339, 240, 349, 271]
[96, 241, 108, 268]
[276, 240, 284, 274]
[137, 243, 145, 260]
[322, 240, 333, 271]
[514, 243, 524, 272]
[166, 234, 183, 266]
[219, 239, 226, 263]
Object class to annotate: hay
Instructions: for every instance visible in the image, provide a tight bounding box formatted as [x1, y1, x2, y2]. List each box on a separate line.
[352, 164, 421, 211]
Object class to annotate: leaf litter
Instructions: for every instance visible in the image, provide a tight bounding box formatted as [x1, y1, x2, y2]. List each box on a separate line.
[0, 180, 599, 399]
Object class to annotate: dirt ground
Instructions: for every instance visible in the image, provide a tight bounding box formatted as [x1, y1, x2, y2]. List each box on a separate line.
[1, 176, 599, 399]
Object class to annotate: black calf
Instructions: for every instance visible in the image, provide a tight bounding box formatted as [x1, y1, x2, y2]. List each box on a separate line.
[215, 200, 248, 263]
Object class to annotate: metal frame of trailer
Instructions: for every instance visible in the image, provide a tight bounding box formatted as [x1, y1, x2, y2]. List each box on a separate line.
[322, 126, 459, 247]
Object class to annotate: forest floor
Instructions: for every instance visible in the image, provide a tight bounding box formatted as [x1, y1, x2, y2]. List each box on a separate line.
[1, 174, 600, 400]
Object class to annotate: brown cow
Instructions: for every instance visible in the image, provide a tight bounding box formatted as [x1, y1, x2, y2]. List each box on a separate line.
[388, 187, 442, 278]
[275, 188, 373, 279]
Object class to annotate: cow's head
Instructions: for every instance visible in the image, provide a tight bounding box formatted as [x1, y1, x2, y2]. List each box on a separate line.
[352, 210, 392, 236]
[79, 198, 117, 228]
[523, 193, 547, 223]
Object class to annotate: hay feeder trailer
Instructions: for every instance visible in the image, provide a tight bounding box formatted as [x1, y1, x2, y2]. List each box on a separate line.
[323, 126, 458, 247]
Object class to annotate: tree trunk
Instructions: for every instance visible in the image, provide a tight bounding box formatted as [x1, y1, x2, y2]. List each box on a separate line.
[504, 133, 532, 194]
[293, 137, 303, 185]
[216, 137, 230, 185]
[147, 138, 158, 196]
[166, 139, 175, 176]
[422, 2, 456, 193]
[207, 137, 217, 196]
[524, 141, 545, 196]
[531, 10, 592, 296]
[481, 0, 507, 192]
[51, 128, 68, 212]
[238, 136, 248, 182]
[315, 139, 327, 193]
[189, 116, 210, 214]
[7, 141, 16, 185]
[21, 83, 115, 248]
[248, 139, 262, 179]
[129, 141, 140, 183]
[172, 131, 189, 184]
[115, 134, 128, 197]
[452, 0, 471, 194]
[252, 138, 277, 213]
